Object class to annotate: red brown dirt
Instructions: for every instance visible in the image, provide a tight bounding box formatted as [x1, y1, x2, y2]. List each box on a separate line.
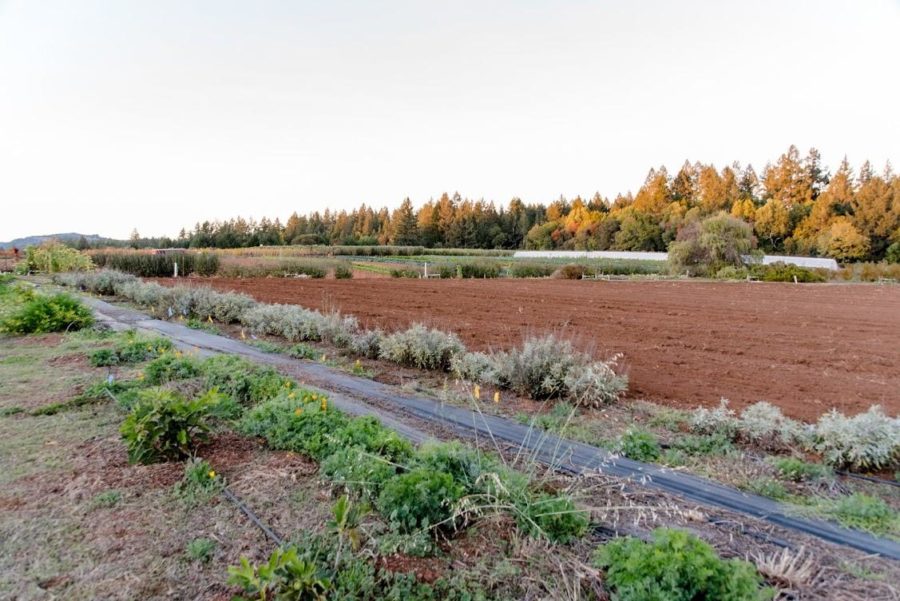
[157, 278, 900, 421]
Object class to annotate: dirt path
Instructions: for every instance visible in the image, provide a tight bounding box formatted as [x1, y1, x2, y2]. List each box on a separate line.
[156, 278, 900, 420]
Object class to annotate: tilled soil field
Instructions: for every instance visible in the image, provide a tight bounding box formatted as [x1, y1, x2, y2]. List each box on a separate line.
[156, 278, 900, 420]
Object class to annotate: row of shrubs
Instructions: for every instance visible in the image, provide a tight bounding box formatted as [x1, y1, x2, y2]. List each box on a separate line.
[109, 344, 589, 544]
[231, 521, 769, 601]
[690, 399, 900, 471]
[56, 270, 628, 406]
[90, 251, 220, 277]
[221, 245, 513, 258]
[713, 262, 829, 282]
[104, 344, 766, 601]
[216, 258, 354, 279]
[388, 260, 665, 279]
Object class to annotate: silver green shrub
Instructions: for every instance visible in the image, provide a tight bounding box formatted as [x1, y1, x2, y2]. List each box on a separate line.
[450, 351, 497, 383]
[318, 312, 359, 348]
[240, 304, 324, 342]
[55, 270, 137, 295]
[814, 406, 900, 471]
[563, 359, 628, 407]
[736, 401, 811, 449]
[490, 335, 588, 400]
[689, 398, 737, 437]
[349, 329, 384, 359]
[379, 323, 465, 371]
[188, 287, 255, 323]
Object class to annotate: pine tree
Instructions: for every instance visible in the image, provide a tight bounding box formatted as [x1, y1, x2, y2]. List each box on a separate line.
[390, 198, 420, 245]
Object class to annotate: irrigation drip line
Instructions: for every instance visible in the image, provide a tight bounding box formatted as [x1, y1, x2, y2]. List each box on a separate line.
[837, 470, 900, 489]
[79, 294, 900, 561]
[222, 487, 285, 547]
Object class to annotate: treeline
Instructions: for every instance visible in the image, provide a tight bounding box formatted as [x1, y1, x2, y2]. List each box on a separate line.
[113, 145, 898, 262]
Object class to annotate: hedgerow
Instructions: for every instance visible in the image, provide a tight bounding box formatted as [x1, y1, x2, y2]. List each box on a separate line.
[90, 251, 219, 277]
[56, 270, 628, 405]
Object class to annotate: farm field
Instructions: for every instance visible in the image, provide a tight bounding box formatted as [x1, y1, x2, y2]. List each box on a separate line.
[156, 277, 900, 421]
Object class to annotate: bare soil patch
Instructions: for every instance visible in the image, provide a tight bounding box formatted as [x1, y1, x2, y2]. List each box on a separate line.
[158, 277, 900, 420]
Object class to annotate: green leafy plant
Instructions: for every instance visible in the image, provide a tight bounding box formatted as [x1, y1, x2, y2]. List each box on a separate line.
[772, 457, 830, 482]
[288, 343, 317, 359]
[593, 528, 771, 601]
[186, 537, 217, 563]
[120, 389, 224, 464]
[618, 428, 661, 462]
[823, 493, 898, 536]
[335, 416, 414, 462]
[329, 495, 367, 570]
[744, 477, 789, 501]
[377, 468, 464, 533]
[321, 446, 397, 501]
[173, 458, 224, 506]
[228, 546, 331, 601]
[89, 332, 174, 367]
[143, 352, 201, 384]
[239, 393, 349, 460]
[671, 432, 733, 457]
[202, 354, 296, 406]
[1, 293, 94, 334]
[517, 493, 589, 544]
[90, 489, 122, 509]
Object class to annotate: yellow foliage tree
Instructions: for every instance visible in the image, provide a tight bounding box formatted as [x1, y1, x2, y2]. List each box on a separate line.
[816, 217, 870, 261]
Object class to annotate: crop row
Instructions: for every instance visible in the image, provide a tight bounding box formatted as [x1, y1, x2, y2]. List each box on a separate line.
[56, 270, 628, 407]
[91, 332, 770, 600]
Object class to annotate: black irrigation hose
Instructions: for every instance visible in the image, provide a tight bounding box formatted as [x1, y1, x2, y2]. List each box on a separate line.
[222, 487, 285, 547]
[837, 470, 900, 489]
[80, 295, 900, 561]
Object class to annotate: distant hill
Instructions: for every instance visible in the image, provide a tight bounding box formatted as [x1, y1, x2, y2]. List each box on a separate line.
[0, 233, 114, 250]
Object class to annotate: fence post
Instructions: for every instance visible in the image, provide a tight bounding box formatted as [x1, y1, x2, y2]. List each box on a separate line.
[174, 261, 179, 278]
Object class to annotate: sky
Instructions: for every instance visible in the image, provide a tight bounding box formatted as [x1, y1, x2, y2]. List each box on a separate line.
[1, 0, 898, 241]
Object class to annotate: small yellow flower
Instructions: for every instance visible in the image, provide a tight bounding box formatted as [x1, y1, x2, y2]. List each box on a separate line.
[208, 470, 216, 479]
[320, 398, 327, 412]
[474, 385, 481, 400]
[294, 407, 303, 416]
[493, 391, 500, 404]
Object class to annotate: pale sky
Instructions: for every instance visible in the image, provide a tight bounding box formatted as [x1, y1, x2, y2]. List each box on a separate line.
[1, 0, 898, 241]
